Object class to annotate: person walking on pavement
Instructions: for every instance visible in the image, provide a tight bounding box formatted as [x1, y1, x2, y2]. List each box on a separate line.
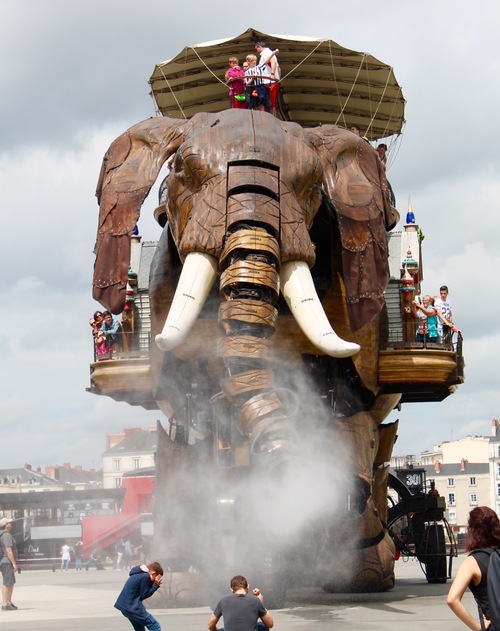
[0, 518, 19, 611]
[74, 540, 84, 570]
[60, 543, 71, 570]
[116, 539, 125, 570]
[124, 539, 134, 571]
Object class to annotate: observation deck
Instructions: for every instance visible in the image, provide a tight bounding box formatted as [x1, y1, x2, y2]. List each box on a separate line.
[87, 232, 464, 409]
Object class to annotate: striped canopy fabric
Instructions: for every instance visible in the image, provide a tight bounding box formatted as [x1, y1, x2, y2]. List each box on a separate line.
[149, 28, 406, 141]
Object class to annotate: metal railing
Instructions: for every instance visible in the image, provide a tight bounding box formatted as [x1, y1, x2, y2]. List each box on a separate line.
[92, 332, 151, 363]
[381, 320, 463, 354]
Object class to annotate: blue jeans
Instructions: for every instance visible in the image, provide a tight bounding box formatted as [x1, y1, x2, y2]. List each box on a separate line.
[124, 612, 161, 631]
[76, 556, 83, 570]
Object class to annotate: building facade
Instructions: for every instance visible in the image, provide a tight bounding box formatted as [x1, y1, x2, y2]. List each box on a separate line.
[392, 418, 500, 531]
[102, 427, 157, 489]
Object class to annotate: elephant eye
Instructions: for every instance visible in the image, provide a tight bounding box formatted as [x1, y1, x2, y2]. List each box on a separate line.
[173, 151, 205, 188]
[173, 153, 185, 174]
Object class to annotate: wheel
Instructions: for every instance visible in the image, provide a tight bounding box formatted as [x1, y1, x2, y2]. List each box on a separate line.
[420, 523, 447, 583]
[387, 513, 417, 557]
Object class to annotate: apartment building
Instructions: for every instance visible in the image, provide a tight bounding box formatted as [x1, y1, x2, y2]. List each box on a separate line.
[392, 418, 500, 531]
[102, 426, 157, 489]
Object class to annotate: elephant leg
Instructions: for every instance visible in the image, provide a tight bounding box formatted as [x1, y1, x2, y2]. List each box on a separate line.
[322, 412, 395, 592]
[372, 420, 399, 525]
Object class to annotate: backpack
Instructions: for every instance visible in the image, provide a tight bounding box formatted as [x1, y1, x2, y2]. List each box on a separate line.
[477, 547, 500, 631]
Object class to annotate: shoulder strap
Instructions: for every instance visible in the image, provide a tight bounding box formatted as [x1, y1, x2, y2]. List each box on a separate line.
[470, 548, 494, 558]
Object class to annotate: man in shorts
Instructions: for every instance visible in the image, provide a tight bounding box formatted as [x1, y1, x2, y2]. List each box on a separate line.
[0, 518, 19, 611]
[208, 575, 274, 631]
[244, 54, 270, 112]
[255, 41, 280, 116]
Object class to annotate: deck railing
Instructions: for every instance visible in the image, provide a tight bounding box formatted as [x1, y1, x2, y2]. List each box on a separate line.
[381, 320, 463, 356]
[92, 332, 151, 363]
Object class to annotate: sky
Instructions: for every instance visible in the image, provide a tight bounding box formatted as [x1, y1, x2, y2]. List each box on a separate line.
[1, 0, 499, 471]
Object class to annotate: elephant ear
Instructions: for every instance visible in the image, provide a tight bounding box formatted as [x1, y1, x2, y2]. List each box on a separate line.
[305, 126, 393, 331]
[93, 117, 188, 314]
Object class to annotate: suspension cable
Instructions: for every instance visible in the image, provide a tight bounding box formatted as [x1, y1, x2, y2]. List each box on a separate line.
[157, 64, 188, 119]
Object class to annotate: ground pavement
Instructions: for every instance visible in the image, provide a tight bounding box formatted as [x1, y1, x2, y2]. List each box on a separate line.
[1, 555, 472, 630]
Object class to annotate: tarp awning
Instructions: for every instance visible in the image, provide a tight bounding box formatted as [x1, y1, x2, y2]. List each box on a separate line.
[149, 28, 406, 141]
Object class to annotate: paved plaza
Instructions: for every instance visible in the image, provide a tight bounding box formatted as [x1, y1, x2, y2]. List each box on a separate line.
[1, 555, 471, 630]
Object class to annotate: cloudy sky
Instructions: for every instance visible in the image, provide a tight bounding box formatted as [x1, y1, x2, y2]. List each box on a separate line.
[1, 0, 499, 470]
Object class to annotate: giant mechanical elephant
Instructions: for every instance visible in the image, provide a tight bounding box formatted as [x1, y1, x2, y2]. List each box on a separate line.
[93, 109, 402, 594]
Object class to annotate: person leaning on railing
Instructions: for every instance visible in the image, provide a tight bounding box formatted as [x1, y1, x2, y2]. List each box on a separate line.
[411, 295, 439, 344]
[224, 56, 246, 109]
[89, 310, 109, 360]
[101, 311, 122, 357]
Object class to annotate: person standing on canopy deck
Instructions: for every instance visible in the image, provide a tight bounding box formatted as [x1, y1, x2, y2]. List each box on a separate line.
[255, 41, 280, 116]
[376, 143, 387, 166]
[225, 56, 246, 109]
[244, 54, 270, 112]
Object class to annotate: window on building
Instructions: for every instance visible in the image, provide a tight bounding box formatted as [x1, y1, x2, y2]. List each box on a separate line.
[114, 477, 121, 488]
[448, 493, 455, 505]
[470, 493, 478, 505]
[133, 458, 141, 470]
[469, 476, 476, 486]
[497, 484, 500, 498]
[498, 445, 500, 458]
[497, 463, 500, 477]
[447, 478, 455, 487]
[113, 459, 121, 472]
[448, 510, 457, 525]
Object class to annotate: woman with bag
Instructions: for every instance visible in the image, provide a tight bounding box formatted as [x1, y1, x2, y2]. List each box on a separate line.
[447, 506, 500, 630]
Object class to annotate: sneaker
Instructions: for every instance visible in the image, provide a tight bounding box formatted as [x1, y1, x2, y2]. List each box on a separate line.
[2, 604, 17, 611]
[8, 603, 18, 610]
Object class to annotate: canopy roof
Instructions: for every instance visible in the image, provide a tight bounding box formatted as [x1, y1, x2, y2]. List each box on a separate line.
[149, 28, 406, 141]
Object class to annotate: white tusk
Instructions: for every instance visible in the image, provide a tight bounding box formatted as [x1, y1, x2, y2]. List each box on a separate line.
[155, 251, 218, 351]
[280, 261, 360, 358]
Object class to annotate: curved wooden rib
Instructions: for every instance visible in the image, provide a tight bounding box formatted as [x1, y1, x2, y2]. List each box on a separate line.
[378, 349, 457, 384]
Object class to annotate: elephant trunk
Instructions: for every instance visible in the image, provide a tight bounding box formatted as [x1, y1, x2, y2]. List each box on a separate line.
[218, 227, 296, 460]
